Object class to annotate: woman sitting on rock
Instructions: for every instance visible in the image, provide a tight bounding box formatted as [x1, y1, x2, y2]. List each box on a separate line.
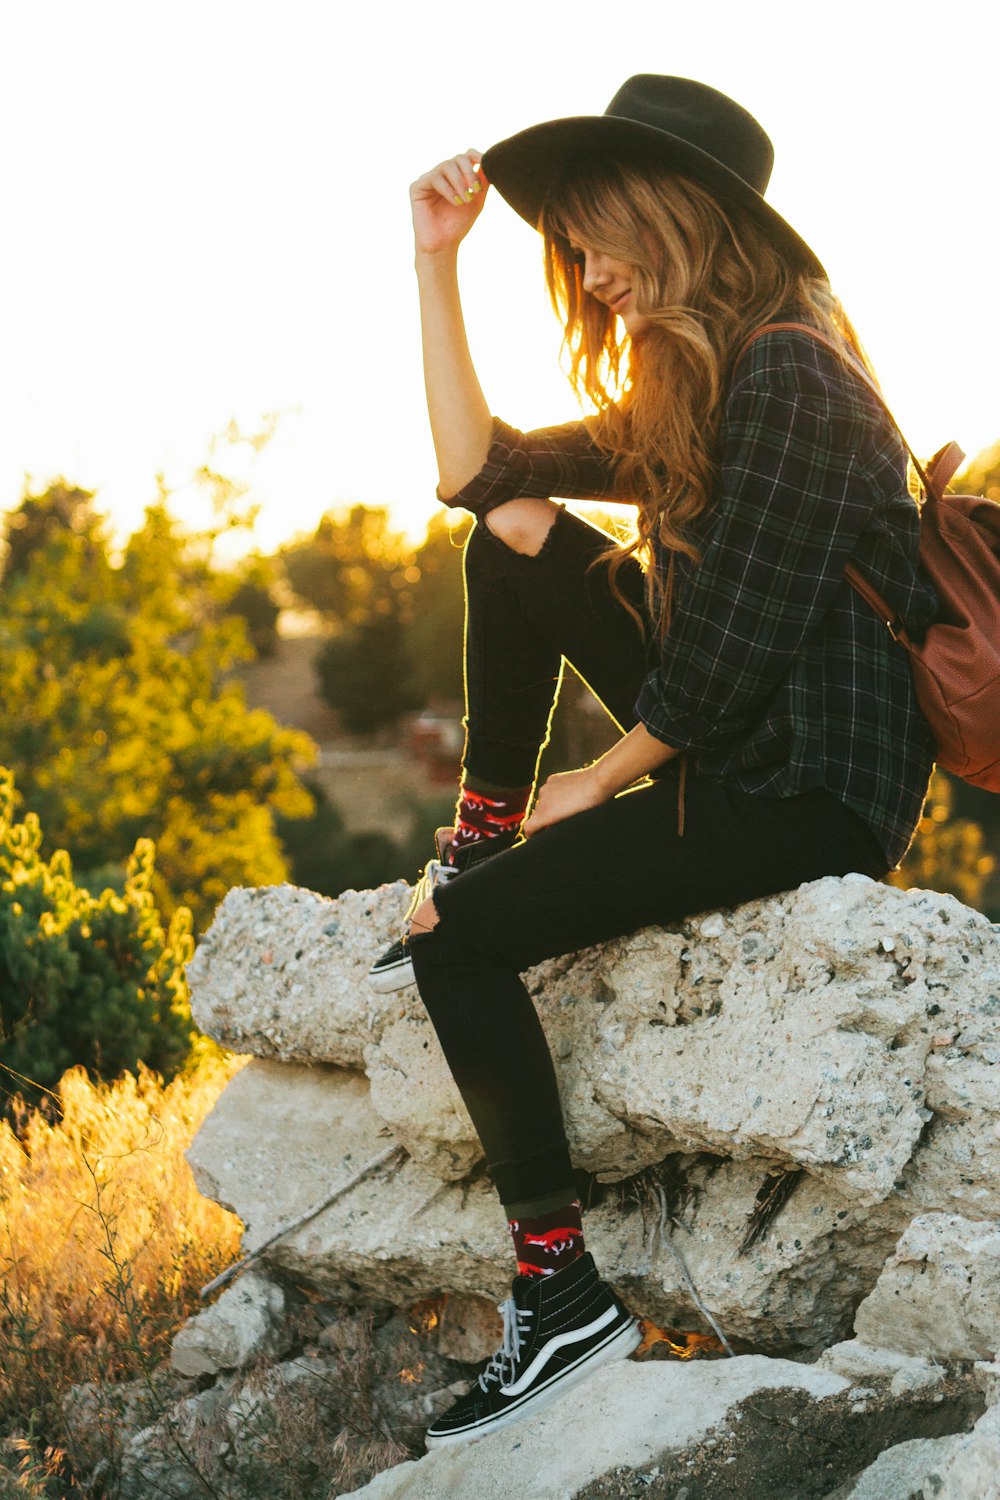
[369, 76, 938, 1447]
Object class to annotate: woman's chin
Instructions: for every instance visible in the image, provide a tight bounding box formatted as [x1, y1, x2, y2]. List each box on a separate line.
[621, 311, 652, 339]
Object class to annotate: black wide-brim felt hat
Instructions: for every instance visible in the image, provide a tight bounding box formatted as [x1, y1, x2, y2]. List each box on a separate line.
[481, 75, 826, 280]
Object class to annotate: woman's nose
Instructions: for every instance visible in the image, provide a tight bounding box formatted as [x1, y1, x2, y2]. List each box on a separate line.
[582, 252, 611, 293]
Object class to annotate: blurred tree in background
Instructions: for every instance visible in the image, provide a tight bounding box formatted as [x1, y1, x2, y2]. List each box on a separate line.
[0, 482, 314, 930]
[316, 611, 421, 732]
[281, 504, 411, 623]
[225, 558, 282, 657]
[0, 768, 192, 1107]
[0, 480, 97, 582]
[890, 770, 997, 914]
[954, 440, 1000, 503]
[405, 512, 470, 705]
[283, 506, 469, 730]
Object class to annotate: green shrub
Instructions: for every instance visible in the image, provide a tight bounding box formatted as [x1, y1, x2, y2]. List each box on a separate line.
[0, 768, 193, 1107]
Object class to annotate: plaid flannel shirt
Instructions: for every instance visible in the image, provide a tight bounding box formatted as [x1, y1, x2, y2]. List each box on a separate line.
[444, 326, 938, 867]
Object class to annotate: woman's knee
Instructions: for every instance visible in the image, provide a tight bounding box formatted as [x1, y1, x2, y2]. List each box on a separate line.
[482, 497, 561, 557]
[409, 894, 440, 935]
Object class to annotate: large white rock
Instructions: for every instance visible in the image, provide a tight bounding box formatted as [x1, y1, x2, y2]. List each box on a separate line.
[188, 876, 1000, 1205]
[185, 875, 1000, 1350]
[341, 1356, 849, 1499]
[186, 1059, 894, 1350]
[854, 1214, 1000, 1362]
[186, 881, 412, 1070]
[934, 1400, 1000, 1499]
[835, 1433, 968, 1500]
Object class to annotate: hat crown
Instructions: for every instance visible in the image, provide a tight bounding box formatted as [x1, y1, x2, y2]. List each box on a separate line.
[604, 75, 774, 196]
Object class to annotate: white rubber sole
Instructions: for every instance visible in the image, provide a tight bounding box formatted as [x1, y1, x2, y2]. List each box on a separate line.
[366, 957, 415, 994]
[424, 1315, 642, 1450]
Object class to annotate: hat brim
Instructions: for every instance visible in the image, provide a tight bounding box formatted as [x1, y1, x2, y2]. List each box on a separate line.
[481, 116, 826, 281]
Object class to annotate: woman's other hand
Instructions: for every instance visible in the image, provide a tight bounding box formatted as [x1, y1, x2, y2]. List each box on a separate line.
[411, 150, 488, 256]
[522, 767, 606, 837]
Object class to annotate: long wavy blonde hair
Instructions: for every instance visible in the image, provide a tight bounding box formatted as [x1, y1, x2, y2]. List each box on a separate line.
[541, 159, 878, 634]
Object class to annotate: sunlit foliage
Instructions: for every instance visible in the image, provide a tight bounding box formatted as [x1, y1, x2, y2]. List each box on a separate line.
[890, 769, 997, 913]
[0, 768, 194, 1104]
[954, 439, 1000, 503]
[0, 484, 315, 928]
[0, 1048, 243, 1485]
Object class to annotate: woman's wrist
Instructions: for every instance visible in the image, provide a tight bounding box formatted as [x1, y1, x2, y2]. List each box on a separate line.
[589, 755, 627, 800]
[414, 244, 460, 272]
[590, 723, 679, 798]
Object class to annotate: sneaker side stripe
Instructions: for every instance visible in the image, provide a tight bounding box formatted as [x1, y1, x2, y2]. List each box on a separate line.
[499, 1304, 618, 1396]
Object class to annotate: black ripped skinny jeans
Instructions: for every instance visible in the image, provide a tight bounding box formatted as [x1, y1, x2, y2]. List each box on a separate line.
[409, 507, 888, 1219]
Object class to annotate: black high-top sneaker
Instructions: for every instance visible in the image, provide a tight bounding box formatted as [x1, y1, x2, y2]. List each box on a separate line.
[367, 829, 520, 994]
[424, 1252, 641, 1449]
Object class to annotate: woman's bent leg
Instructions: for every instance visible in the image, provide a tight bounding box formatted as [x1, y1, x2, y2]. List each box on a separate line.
[411, 773, 888, 1214]
[461, 505, 649, 791]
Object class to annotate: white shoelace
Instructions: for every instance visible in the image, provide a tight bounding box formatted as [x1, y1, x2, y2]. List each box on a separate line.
[404, 859, 457, 926]
[478, 1298, 533, 1392]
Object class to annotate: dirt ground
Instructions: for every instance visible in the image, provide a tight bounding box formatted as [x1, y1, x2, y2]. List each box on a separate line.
[575, 1375, 984, 1500]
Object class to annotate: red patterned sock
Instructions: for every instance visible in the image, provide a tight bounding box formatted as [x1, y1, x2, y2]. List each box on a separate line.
[508, 1199, 585, 1279]
[448, 780, 532, 864]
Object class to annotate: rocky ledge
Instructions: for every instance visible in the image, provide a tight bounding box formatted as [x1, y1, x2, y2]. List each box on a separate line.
[69, 873, 1000, 1497]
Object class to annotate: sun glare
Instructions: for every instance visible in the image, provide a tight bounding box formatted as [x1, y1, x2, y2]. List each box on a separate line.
[0, 5, 996, 556]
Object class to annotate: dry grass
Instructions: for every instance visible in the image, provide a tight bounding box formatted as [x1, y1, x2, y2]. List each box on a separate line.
[0, 1044, 245, 1492]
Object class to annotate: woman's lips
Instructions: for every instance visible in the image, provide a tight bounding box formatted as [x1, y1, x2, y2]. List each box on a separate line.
[609, 289, 631, 312]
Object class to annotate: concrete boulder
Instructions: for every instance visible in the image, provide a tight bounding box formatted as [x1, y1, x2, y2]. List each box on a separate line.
[341, 1356, 850, 1499]
[933, 1400, 1000, 1499]
[186, 873, 1000, 1353]
[854, 1213, 1000, 1363]
[170, 1269, 291, 1377]
[187, 1058, 899, 1349]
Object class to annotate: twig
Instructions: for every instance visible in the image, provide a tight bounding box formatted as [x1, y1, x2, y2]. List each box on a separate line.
[739, 1168, 802, 1257]
[200, 1142, 407, 1298]
[652, 1183, 736, 1358]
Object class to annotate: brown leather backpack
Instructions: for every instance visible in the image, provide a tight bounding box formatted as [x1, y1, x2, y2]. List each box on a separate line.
[739, 322, 1000, 792]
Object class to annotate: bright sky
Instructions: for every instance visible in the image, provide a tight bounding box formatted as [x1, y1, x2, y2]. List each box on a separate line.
[1, 1, 997, 555]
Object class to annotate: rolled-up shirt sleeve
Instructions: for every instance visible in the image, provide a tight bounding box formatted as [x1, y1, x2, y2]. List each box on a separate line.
[438, 416, 621, 515]
[636, 374, 873, 752]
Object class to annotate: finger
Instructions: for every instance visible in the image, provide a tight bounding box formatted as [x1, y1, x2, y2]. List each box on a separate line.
[417, 166, 471, 208]
[410, 162, 465, 200]
[439, 159, 481, 207]
[456, 151, 485, 196]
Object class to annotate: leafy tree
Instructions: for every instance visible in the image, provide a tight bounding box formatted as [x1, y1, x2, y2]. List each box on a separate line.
[890, 770, 996, 913]
[0, 479, 95, 583]
[406, 512, 471, 705]
[0, 486, 315, 930]
[280, 507, 471, 729]
[281, 505, 413, 624]
[225, 569, 281, 657]
[315, 613, 421, 733]
[0, 768, 193, 1107]
[954, 439, 1000, 502]
[282, 505, 420, 732]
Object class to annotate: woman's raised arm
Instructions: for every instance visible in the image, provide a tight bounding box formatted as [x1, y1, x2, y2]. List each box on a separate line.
[411, 150, 493, 498]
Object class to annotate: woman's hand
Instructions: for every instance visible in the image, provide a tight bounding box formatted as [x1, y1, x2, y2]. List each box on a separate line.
[522, 726, 680, 838]
[522, 767, 607, 838]
[411, 150, 488, 256]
